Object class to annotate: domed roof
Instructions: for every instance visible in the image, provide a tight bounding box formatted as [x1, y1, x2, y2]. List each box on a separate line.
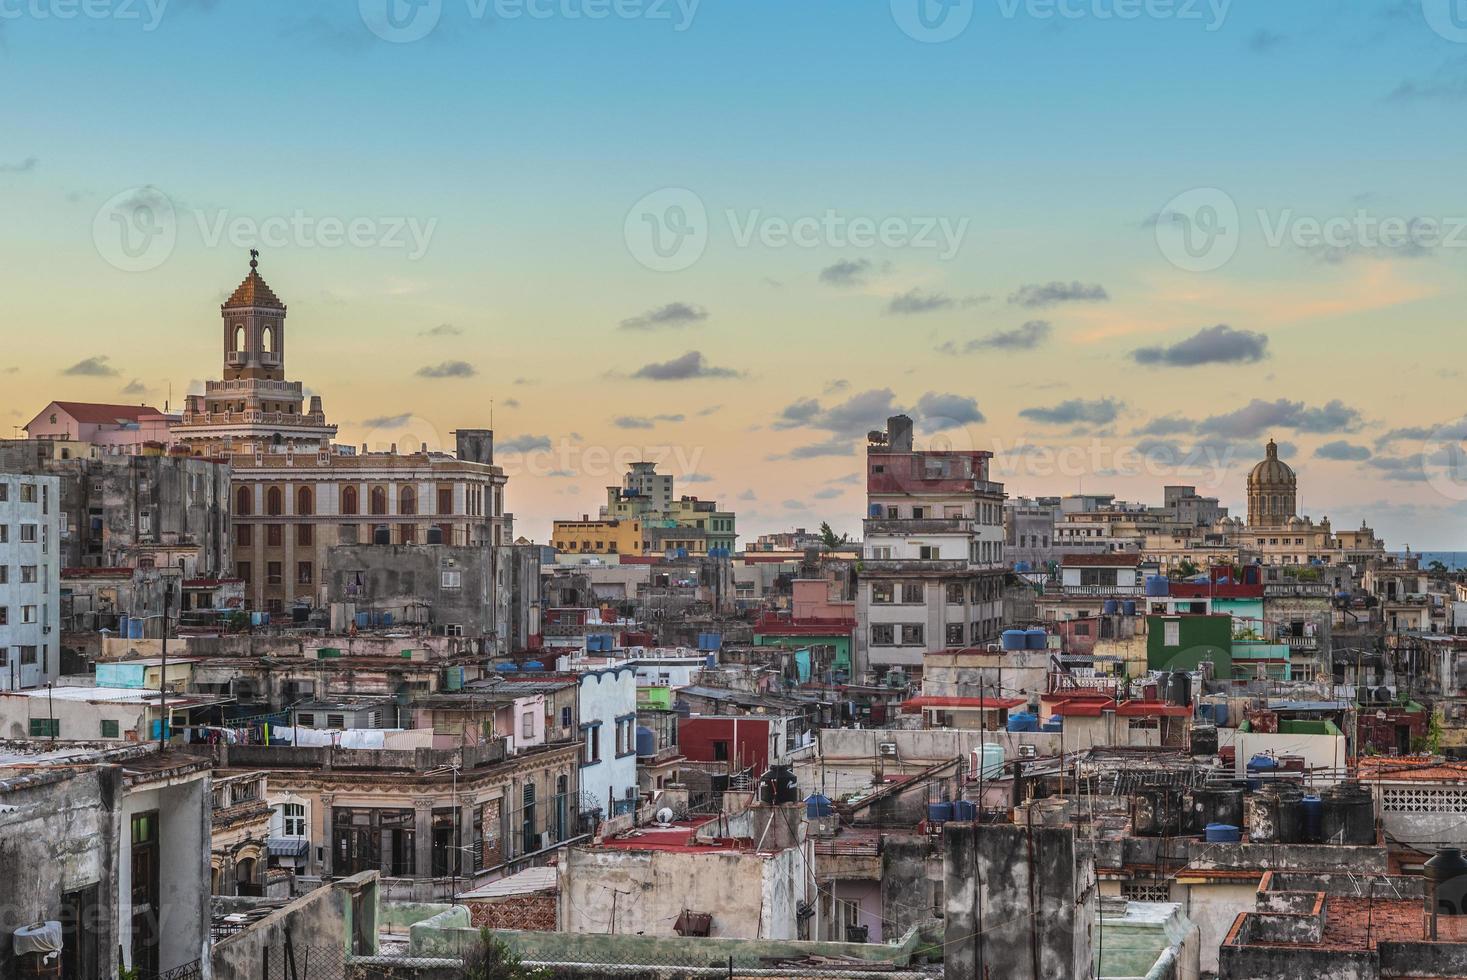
[1286, 515, 1306, 529]
[1248, 439, 1296, 489]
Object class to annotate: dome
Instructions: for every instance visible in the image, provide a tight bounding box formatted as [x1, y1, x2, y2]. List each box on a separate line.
[1286, 515, 1306, 529]
[1248, 439, 1296, 489]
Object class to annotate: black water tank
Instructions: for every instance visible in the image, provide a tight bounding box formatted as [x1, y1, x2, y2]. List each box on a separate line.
[761, 765, 799, 805]
[1190, 782, 1245, 834]
[1170, 671, 1192, 707]
[1321, 781, 1376, 845]
[1247, 783, 1303, 843]
[1427, 848, 1467, 932]
[1133, 786, 1184, 837]
[1274, 783, 1305, 844]
[373, 525, 391, 545]
[1189, 725, 1219, 757]
[426, 525, 444, 545]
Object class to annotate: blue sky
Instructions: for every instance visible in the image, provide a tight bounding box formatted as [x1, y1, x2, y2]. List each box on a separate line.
[3, 0, 1466, 545]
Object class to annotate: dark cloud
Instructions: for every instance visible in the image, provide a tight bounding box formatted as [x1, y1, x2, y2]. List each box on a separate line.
[420, 323, 462, 337]
[1008, 281, 1109, 308]
[824, 379, 849, 394]
[819, 258, 873, 287]
[1366, 453, 1429, 481]
[812, 487, 843, 500]
[886, 289, 953, 315]
[1133, 415, 1195, 437]
[619, 302, 709, 331]
[1019, 398, 1122, 426]
[1131, 325, 1269, 367]
[781, 438, 857, 460]
[416, 361, 477, 378]
[789, 389, 901, 436]
[738, 490, 757, 501]
[683, 473, 715, 483]
[943, 320, 1052, 355]
[782, 500, 807, 510]
[697, 405, 722, 416]
[773, 398, 823, 430]
[612, 414, 685, 429]
[1197, 399, 1362, 438]
[63, 356, 120, 377]
[502, 398, 521, 409]
[631, 351, 740, 381]
[120, 379, 149, 395]
[499, 434, 552, 453]
[1315, 440, 1372, 461]
[914, 392, 984, 429]
[362, 413, 414, 428]
[1388, 57, 1467, 102]
[0, 156, 37, 174]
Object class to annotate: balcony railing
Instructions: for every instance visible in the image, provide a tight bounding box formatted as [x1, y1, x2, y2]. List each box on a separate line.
[1053, 584, 1145, 596]
[864, 518, 978, 535]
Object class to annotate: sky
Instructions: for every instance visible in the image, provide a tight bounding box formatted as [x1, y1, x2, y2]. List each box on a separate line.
[3, 0, 1467, 546]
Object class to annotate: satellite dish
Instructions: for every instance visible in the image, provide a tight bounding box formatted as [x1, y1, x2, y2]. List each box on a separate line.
[655, 807, 675, 825]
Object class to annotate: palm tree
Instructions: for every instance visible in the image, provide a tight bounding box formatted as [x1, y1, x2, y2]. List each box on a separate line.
[819, 521, 849, 551]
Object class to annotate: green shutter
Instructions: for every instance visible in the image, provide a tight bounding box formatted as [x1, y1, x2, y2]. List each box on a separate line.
[101, 719, 119, 738]
[29, 718, 58, 737]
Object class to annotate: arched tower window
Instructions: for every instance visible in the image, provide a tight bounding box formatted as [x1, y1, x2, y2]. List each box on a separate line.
[262, 325, 274, 354]
[234, 325, 246, 352]
[296, 486, 313, 516]
[370, 486, 388, 516]
[341, 485, 359, 515]
[235, 486, 252, 516]
[266, 487, 283, 516]
[400, 486, 417, 516]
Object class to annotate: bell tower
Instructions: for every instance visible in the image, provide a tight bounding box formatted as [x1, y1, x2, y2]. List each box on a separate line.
[221, 249, 287, 383]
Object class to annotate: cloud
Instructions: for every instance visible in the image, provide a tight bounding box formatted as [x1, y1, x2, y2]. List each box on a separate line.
[1197, 399, 1362, 438]
[782, 438, 857, 459]
[1130, 324, 1269, 367]
[613, 414, 685, 429]
[1008, 281, 1109, 308]
[914, 392, 984, 429]
[419, 323, 462, 337]
[513, 377, 536, 385]
[683, 473, 715, 483]
[1133, 415, 1195, 436]
[782, 499, 807, 510]
[619, 302, 709, 331]
[945, 320, 1052, 354]
[631, 351, 741, 381]
[1388, 57, 1467, 102]
[738, 490, 757, 501]
[1366, 453, 1429, 481]
[0, 156, 37, 174]
[1019, 398, 1122, 426]
[62, 356, 120, 377]
[499, 434, 552, 453]
[697, 405, 722, 416]
[812, 487, 844, 500]
[886, 289, 953, 315]
[1315, 440, 1372, 461]
[362, 412, 414, 428]
[502, 398, 521, 409]
[416, 360, 477, 378]
[773, 398, 823, 430]
[819, 258, 873, 287]
[120, 379, 149, 395]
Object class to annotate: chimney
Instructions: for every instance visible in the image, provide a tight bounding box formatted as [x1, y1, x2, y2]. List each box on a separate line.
[887, 414, 914, 453]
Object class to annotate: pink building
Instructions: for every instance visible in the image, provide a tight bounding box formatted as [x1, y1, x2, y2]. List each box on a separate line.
[24, 401, 179, 454]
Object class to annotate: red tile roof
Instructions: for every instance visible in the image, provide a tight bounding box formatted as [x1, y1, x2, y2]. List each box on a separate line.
[49, 402, 162, 424]
[900, 695, 1025, 714]
[1358, 757, 1467, 782]
[224, 269, 285, 309]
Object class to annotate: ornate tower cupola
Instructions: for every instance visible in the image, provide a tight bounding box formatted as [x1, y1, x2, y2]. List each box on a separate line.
[222, 249, 287, 382]
[1246, 438, 1298, 528]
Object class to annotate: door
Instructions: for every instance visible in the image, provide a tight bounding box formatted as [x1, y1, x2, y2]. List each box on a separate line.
[130, 812, 160, 975]
[60, 884, 100, 980]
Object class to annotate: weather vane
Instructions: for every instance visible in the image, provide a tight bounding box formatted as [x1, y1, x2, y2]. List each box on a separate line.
[249, 248, 260, 269]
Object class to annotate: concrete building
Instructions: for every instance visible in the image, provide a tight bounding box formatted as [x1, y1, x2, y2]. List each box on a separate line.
[550, 516, 645, 560]
[326, 542, 495, 637]
[597, 460, 738, 556]
[210, 770, 272, 897]
[170, 255, 512, 613]
[565, 663, 639, 819]
[0, 472, 61, 690]
[0, 744, 212, 979]
[23, 401, 179, 455]
[857, 414, 1007, 681]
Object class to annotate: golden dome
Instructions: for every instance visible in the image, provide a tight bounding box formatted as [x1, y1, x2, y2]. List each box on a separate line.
[1247, 439, 1296, 489]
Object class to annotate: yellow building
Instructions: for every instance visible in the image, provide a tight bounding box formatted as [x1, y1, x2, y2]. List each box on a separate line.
[551, 517, 644, 557]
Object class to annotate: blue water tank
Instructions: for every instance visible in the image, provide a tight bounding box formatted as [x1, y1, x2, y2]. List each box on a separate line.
[1247, 754, 1279, 772]
[676, 548, 688, 559]
[1014, 561, 1030, 573]
[1123, 600, 1137, 616]
[1042, 716, 1063, 733]
[494, 662, 517, 672]
[523, 660, 544, 672]
[1000, 630, 1027, 652]
[952, 800, 977, 822]
[806, 794, 834, 819]
[1025, 628, 1047, 650]
[1103, 600, 1119, 615]
[635, 726, 656, 757]
[705, 654, 717, 668]
[1007, 712, 1039, 733]
[129, 618, 144, 639]
[1302, 795, 1324, 843]
[1146, 575, 1170, 597]
[116, 616, 129, 637]
[927, 802, 954, 824]
[1205, 823, 1241, 843]
[381, 613, 394, 626]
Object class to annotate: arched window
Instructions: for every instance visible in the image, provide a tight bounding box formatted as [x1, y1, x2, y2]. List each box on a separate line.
[341, 485, 359, 515]
[296, 486, 313, 516]
[262, 324, 274, 353]
[400, 485, 417, 516]
[370, 486, 388, 516]
[266, 486, 283, 516]
[234, 324, 246, 351]
[235, 486, 252, 516]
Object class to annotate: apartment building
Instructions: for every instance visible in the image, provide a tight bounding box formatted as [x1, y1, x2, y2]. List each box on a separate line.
[0, 473, 61, 690]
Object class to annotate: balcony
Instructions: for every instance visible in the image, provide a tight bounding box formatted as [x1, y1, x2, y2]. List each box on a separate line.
[861, 558, 993, 575]
[1284, 635, 1319, 650]
[1052, 584, 1145, 597]
[1264, 583, 1334, 597]
[864, 518, 977, 536]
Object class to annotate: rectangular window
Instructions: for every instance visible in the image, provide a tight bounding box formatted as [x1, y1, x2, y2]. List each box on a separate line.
[945, 583, 965, 605]
[101, 719, 120, 738]
[19, 525, 37, 543]
[297, 562, 313, 585]
[20, 566, 37, 583]
[283, 803, 306, 837]
[918, 545, 939, 560]
[236, 524, 252, 547]
[296, 713, 315, 727]
[872, 582, 893, 604]
[267, 562, 283, 585]
[0, 607, 7, 626]
[1164, 620, 1180, 647]
[437, 487, 454, 514]
[901, 624, 925, 645]
[901, 582, 924, 604]
[236, 561, 251, 583]
[21, 607, 36, 624]
[441, 570, 462, 590]
[19, 484, 36, 503]
[522, 713, 534, 739]
[946, 623, 965, 645]
[327, 714, 345, 729]
[267, 524, 283, 547]
[871, 624, 895, 645]
[296, 524, 314, 546]
[29, 718, 58, 737]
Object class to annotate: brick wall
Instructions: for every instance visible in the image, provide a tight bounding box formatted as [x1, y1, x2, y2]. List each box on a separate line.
[467, 894, 557, 932]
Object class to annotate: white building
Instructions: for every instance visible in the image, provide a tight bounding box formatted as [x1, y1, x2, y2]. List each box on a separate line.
[857, 415, 1007, 681]
[569, 664, 639, 820]
[0, 473, 62, 690]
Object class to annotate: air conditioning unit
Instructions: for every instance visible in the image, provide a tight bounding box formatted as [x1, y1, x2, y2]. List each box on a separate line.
[878, 742, 898, 757]
[1017, 744, 1038, 760]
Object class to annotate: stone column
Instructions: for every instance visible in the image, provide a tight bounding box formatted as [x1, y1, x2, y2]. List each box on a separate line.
[318, 793, 335, 878]
[414, 797, 434, 880]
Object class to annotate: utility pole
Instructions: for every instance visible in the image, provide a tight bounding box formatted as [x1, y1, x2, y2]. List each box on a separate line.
[159, 579, 174, 753]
